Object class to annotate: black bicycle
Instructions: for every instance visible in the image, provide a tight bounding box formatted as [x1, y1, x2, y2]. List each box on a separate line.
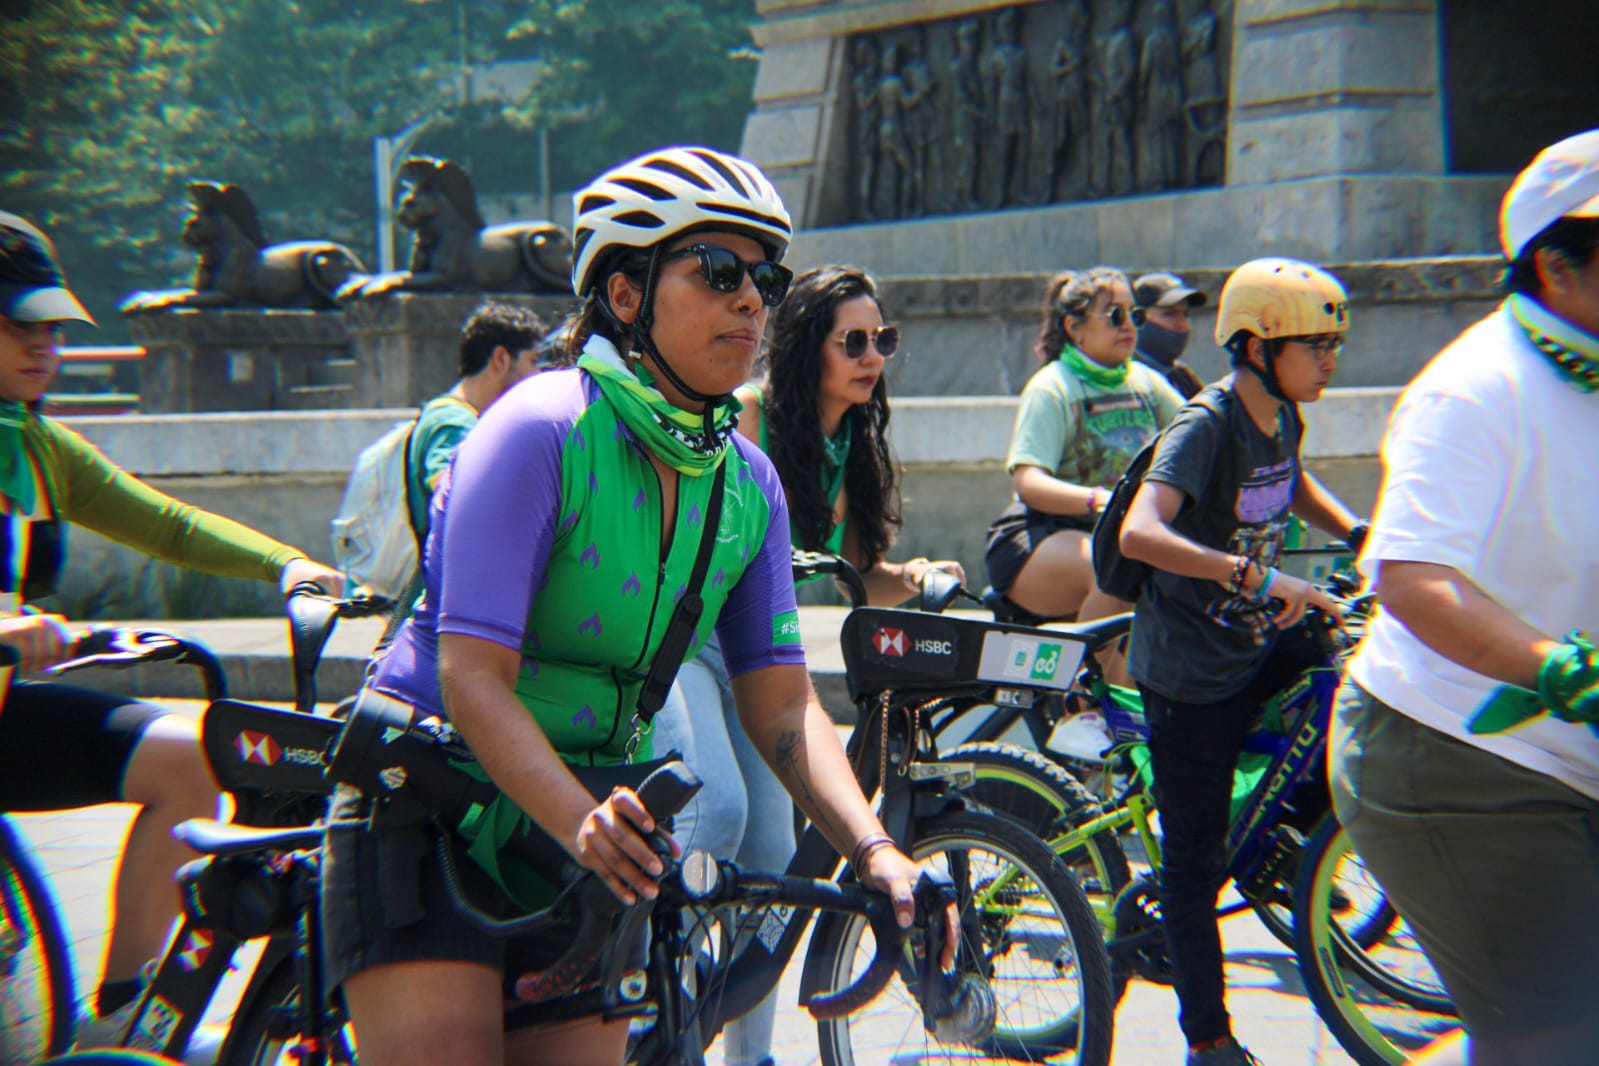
[0, 588, 389, 1065]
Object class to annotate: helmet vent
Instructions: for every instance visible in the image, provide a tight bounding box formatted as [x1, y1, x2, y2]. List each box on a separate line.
[698, 201, 793, 236]
[576, 194, 616, 213]
[643, 158, 714, 190]
[612, 178, 675, 201]
[612, 210, 666, 229]
[690, 149, 752, 198]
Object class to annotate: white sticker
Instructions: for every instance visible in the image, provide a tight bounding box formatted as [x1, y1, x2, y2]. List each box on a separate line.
[756, 904, 793, 953]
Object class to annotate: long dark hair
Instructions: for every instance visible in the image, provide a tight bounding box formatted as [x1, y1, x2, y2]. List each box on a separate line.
[764, 265, 902, 569]
[1032, 266, 1131, 366]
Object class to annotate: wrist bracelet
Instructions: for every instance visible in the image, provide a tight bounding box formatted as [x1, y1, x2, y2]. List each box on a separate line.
[1228, 555, 1252, 595]
[851, 832, 896, 873]
[1258, 567, 1278, 600]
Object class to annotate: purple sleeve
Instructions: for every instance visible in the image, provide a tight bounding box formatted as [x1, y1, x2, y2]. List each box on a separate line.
[433, 373, 577, 649]
[717, 437, 806, 677]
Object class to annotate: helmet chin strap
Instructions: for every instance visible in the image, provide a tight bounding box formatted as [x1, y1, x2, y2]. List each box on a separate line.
[600, 246, 730, 451]
[1243, 337, 1293, 403]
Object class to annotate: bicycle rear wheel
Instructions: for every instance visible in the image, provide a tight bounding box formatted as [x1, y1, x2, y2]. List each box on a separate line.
[1293, 817, 1458, 1066]
[0, 816, 75, 1064]
[802, 810, 1115, 1066]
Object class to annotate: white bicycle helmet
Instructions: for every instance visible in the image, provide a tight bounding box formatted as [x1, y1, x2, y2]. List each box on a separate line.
[571, 146, 792, 298]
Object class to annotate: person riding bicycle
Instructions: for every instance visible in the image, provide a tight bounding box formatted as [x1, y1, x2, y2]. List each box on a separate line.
[985, 267, 1184, 627]
[0, 211, 343, 1046]
[326, 147, 952, 1066]
[1332, 129, 1599, 1066]
[1118, 257, 1366, 1066]
[652, 263, 963, 1066]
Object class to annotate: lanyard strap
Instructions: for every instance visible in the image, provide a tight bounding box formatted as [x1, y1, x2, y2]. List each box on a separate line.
[632, 456, 728, 730]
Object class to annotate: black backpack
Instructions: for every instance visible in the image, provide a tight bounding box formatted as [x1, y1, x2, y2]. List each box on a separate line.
[1091, 389, 1232, 601]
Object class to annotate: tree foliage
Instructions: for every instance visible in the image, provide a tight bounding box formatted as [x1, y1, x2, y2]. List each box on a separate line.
[0, 0, 759, 339]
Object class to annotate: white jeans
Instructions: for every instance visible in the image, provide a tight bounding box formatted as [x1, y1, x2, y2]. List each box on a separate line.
[653, 633, 794, 1066]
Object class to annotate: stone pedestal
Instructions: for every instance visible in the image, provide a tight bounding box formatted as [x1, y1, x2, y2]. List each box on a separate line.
[130, 310, 349, 413]
[344, 293, 577, 409]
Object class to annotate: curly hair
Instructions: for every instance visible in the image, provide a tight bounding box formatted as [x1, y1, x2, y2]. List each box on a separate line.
[1032, 266, 1132, 366]
[763, 265, 902, 569]
[457, 302, 545, 377]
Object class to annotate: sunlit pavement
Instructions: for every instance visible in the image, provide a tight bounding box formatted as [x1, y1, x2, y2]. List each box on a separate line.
[13, 699, 1383, 1065]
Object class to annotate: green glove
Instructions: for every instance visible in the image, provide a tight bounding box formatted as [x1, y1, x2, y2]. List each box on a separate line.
[1467, 633, 1599, 735]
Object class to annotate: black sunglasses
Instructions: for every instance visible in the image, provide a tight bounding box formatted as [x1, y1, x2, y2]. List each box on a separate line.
[835, 325, 900, 360]
[1084, 305, 1147, 329]
[663, 243, 792, 307]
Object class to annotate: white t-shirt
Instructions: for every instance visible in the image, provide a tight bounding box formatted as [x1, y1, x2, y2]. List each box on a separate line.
[1347, 300, 1599, 799]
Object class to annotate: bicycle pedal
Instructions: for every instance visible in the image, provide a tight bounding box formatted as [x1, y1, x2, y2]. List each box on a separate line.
[1237, 825, 1305, 903]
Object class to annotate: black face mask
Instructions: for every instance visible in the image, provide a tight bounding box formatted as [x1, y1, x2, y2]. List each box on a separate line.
[1136, 319, 1190, 366]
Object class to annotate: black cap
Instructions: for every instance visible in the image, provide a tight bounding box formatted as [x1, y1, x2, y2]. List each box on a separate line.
[1133, 271, 1206, 310]
[0, 211, 96, 326]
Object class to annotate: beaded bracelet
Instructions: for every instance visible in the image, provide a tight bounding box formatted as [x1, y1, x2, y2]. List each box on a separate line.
[851, 832, 896, 873]
[1228, 554, 1253, 595]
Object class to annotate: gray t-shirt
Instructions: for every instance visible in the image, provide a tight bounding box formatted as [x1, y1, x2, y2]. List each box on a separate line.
[1127, 384, 1303, 702]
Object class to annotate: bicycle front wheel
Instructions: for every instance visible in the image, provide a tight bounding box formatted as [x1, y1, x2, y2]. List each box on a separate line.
[0, 816, 75, 1064]
[217, 952, 356, 1066]
[1292, 817, 1458, 1066]
[803, 811, 1115, 1066]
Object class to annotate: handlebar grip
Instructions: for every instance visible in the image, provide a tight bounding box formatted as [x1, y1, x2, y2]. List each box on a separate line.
[634, 762, 703, 824]
[806, 870, 959, 1020]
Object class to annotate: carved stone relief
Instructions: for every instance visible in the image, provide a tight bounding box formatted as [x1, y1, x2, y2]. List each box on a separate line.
[839, 0, 1231, 223]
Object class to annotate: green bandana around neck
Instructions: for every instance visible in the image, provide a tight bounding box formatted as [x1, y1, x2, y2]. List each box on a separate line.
[1508, 293, 1599, 394]
[821, 417, 853, 472]
[577, 338, 739, 476]
[1061, 342, 1130, 389]
[0, 403, 36, 515]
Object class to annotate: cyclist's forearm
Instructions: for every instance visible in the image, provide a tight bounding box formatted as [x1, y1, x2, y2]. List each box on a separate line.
[1012, 465, 1098, 517]
[734, 670, 885, 858]
[1290, 472, 1360, 540]
[1374, 560, 1561, 691]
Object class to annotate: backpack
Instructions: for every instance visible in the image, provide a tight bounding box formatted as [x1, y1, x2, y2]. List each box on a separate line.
[1091, 389, 1232, 601]
[330, 417, 424, 598]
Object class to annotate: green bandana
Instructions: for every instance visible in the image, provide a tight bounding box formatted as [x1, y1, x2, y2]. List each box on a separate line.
[821, 417, 853, 473]
[1061, 342, 1130, 389]
[577, 338, 739, 476]
[0, 403, 36, 515]
[1508, 293, 1599, 394]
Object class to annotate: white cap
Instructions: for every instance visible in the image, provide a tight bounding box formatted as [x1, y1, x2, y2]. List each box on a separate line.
[1500, 128, 1599, 260]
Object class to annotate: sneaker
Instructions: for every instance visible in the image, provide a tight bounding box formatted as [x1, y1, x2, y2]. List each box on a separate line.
[1187, 1036, 1263, 1065]
[1046, 711, 1114, 763]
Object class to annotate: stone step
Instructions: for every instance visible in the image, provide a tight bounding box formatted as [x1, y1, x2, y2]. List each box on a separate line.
[278, 383, 355, 410]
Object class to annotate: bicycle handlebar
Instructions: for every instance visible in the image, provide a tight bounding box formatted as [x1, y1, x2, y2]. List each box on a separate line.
[48, 626, 230, 700]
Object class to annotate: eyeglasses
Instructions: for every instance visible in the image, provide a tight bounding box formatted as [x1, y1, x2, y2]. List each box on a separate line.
[834, 325, 900, 360]
[1291, 335, 1345, 358]
[0, 318, 66, 343]
[663, 243, 793, 307]
[1083, 305, 1146, 329]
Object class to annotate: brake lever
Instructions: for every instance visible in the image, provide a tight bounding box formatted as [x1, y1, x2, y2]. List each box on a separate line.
[47, 628, 186, 675]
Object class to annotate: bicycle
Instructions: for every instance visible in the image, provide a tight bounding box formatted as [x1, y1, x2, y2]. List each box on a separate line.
[0, 588, 388, 1065]
[159, 659, 1114, 1066]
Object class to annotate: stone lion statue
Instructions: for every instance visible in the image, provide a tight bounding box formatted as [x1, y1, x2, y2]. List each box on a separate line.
[337, 156, 572, 301]
[120, 181, 366, 314]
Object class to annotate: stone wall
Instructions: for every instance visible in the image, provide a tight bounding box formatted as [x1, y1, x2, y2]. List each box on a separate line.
[861, 255, 1501, 394]
[53, 389, 1397, 619]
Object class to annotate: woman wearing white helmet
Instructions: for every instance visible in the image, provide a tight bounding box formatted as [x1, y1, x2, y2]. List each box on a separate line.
[324, 146, 950, 1065]
[1117, 257, 1366, 1066]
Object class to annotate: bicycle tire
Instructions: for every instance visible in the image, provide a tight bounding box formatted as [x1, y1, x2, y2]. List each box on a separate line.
[801, 810, 1115, 1066]
[216, 952, 355, 1066]
[947, 741, 1131, 953]
[1292, 818, 1458, 1066]
[0, 815, 76, 1064]
[38, 1054, 185, 1064]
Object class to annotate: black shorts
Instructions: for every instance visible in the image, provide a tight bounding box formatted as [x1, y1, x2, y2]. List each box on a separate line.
[321, 787, 601, 1013]
[983, 501, 1095, 594]
[0, 682, 167, 810]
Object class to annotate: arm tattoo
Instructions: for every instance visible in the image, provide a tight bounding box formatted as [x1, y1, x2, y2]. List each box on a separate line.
[774, 728, 841, 841]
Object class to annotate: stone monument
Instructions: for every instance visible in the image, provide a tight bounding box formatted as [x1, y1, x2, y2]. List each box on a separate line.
[739, 0, 1599, 392]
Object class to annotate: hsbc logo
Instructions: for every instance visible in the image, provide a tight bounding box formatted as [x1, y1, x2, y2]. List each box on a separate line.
[873, 627, 906, 656]
[236, 731, 282, 766]
[913, 638, 953, 656]
[177, 929, 213, 972]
